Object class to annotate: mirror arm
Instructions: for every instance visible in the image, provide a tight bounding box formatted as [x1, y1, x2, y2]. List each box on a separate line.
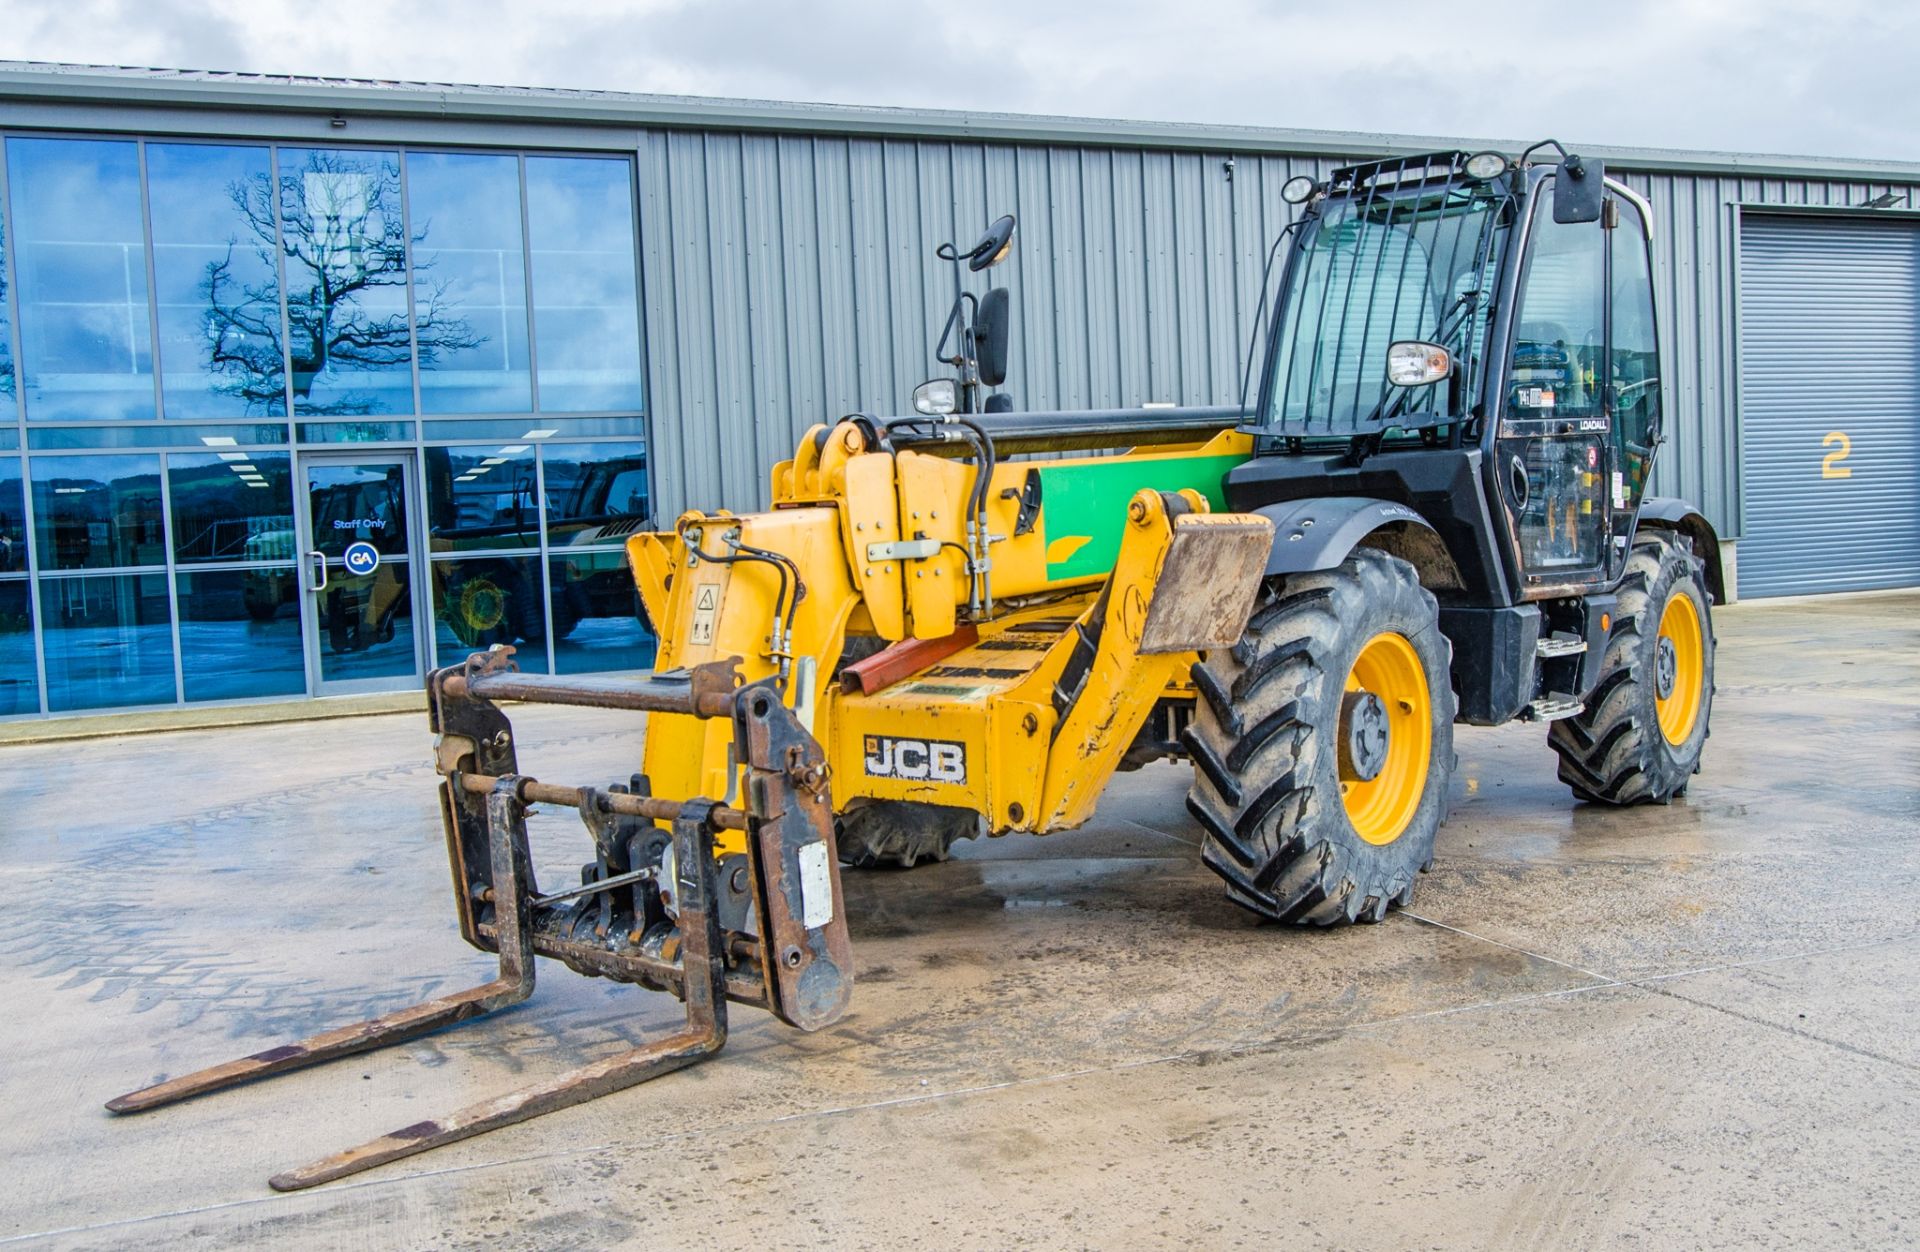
[934, 294, 969, 368]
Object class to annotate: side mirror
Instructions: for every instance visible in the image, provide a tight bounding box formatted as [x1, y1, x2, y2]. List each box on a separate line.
[974, 287, 1011, 387]
[966, 215, 1017, 271]
[1552, 155, 1606, 224]
[1386, 341, 1451, 387]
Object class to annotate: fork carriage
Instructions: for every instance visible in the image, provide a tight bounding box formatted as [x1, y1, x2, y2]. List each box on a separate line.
[108, 648, 852, 1191]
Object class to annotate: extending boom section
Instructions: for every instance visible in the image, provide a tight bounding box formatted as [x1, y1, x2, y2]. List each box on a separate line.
[628, 414, 1271, 843]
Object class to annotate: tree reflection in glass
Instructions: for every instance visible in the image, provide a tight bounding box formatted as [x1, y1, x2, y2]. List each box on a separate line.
[148, 143, 282, 418]
[200, 147, 481, 417]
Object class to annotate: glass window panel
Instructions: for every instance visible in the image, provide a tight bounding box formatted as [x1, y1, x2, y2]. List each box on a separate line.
[316, 564, 415, 681]
[1609, 200, 1660, 527]
[407, 153, 531, 415]
[424, 444, 538, 552]
[0, 458, 24, 573]
[0, 194, 14, 405]
[0, 580, 35, 716]
[430, 554, 543, 663]
[39, 572, 174, 710]
[541, 442, 650, 546]
[177, 567, 303, 701]
[295, 420, 414, 444]
[28, 422, 287, 450]
[422, 416, 643, 441]
[305, 461, 410, 558]
[551, 552, 656, 675]
[168, 451, 295, 563]
[1507, 201, 1605, 422]
[147, 143, 286, 419]
[525, 157, 643, 412]
[7, 137, 154, 421]
[30, 454, 165, 570]
[277, 148, 414, 417]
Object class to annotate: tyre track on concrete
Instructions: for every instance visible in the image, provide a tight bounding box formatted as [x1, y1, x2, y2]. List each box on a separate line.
[1, 724, 653, 1059]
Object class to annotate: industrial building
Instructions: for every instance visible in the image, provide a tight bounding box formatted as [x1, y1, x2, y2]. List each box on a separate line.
[0, 60, 1914, 720]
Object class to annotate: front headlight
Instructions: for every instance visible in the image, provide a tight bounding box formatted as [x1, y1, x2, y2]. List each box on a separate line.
[1386, 341, 1452, 387]
[913, 378, 958, 415]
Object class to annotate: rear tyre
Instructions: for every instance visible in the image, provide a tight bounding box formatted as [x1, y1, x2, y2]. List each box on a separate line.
[1184, 549, 1456, 925]
[1550, 532, 1714, 804]
[834, 799, 980, 869]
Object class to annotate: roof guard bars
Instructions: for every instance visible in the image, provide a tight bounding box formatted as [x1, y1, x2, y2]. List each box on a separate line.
[1329, 150, 1473, 194]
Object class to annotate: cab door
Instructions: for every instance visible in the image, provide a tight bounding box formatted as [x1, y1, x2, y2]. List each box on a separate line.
[1496, 178, 1660, 596]
[1605, 195, 1662, 550]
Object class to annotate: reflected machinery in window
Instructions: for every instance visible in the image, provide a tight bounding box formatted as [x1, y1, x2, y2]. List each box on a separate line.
[541, 441, 654, 673]
[0, 458, 31, 715]
[422, 438, 655, 672]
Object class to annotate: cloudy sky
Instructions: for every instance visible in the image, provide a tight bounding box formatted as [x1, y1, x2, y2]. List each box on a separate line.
[8, 0, 1919, 162]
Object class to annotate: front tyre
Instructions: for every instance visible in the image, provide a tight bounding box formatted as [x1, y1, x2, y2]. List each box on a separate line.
[1184, 549, 1456, 925]
[834, 799, 980, 869]
[1550, 533, 1715, 804]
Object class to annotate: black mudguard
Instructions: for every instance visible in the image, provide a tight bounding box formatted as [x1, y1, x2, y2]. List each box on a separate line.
[1635, 498, 1726, 604]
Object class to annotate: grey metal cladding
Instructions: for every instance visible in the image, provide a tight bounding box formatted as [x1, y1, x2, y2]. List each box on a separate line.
[630, 125, 1909, 538]
[7, 61, 1920, 588]
[638, 130, 1348, 520]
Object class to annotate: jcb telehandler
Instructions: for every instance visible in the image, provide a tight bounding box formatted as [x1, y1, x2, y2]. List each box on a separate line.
[111, 142, 1722, 1189]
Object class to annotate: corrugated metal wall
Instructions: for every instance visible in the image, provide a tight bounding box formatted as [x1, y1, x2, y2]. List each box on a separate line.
[637, 127, 1920, 540]
[637, 132, 1344, 517]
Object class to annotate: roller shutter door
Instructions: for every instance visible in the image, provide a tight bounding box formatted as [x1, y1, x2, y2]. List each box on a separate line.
[1738, 214, 1920, 597]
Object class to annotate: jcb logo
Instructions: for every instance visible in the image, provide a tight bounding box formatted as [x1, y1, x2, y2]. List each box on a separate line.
[864, 735, 967, 784]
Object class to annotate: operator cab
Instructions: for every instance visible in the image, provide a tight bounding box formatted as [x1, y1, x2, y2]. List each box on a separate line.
[1247, 145, 1663, 602]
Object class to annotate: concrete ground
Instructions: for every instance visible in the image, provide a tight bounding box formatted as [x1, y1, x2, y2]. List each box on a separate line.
[1, 593, 1916, 1250]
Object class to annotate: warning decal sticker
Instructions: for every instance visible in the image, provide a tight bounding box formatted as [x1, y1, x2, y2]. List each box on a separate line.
[690, 583, 720, 645]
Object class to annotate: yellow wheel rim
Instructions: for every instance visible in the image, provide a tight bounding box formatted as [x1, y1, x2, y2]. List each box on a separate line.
[1654, 591, 1704, 746]
[459, 578, 507, 631]
[1341, 632, 1432, 846]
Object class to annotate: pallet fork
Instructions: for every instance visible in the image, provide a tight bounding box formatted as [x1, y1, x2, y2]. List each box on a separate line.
[107, 649, 852, 1191]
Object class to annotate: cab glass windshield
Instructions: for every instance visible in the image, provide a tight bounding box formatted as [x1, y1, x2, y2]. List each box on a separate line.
[1266, 180, 1512, 435]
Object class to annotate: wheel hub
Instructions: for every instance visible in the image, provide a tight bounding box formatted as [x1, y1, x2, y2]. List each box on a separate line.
[1339, 690, 1391, 783]
[1655, 635, 1678, 699]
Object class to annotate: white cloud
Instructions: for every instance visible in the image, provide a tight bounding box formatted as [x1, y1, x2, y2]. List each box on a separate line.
[7, 0, 1917, 161]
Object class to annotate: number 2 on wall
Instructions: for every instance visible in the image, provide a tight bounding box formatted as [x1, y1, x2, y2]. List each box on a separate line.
[1821, 431, 1852, 479]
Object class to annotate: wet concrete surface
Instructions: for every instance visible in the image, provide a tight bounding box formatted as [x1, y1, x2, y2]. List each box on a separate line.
[0, 593, 1915, 1250]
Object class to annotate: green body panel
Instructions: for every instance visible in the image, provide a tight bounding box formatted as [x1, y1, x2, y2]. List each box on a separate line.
[1038, 452, 1250, 581]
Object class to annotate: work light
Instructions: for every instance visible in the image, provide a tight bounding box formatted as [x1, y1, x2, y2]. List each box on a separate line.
[1463, 151, 1510, 181]
[1281, 174, 1318, 204]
